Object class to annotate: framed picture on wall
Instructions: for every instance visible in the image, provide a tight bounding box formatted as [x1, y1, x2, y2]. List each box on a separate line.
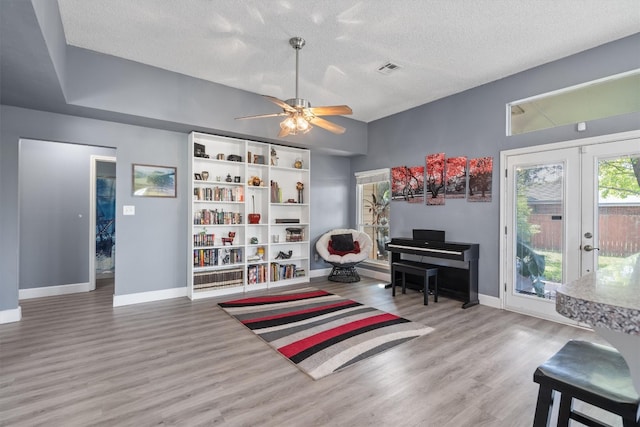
[132, 164, 177, 198]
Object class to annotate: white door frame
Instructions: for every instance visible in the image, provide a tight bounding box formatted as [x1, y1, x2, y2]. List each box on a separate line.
[90, 155, 116, 291]
[499, 129, 640, 323]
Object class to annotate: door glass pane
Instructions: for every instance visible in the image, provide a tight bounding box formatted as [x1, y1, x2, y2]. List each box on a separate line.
[597, 155, 640, 270]
[359, 181, 390, 265]
[515, 163, 564, 300]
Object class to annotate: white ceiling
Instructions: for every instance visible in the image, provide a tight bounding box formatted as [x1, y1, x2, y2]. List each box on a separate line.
[57, 0, 640, 123]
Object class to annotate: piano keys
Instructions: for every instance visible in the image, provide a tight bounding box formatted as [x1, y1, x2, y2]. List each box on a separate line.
[385, 233, 479, 308]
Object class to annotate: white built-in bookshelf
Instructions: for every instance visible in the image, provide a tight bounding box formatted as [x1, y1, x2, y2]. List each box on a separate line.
[187, 132, 310, 299]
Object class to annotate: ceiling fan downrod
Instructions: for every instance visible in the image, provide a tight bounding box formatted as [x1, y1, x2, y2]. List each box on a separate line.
[290, 37, 306, 106]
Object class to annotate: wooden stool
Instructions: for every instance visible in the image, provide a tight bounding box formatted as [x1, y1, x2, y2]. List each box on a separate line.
[533, 340, 640, 427]
[391, 261, 438, 305]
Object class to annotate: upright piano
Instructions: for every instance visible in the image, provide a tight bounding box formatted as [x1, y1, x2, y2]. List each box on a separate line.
[385, 230, 479, 308]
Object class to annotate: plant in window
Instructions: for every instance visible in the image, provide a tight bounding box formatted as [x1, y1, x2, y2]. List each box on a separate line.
[364, 183, 390, 258]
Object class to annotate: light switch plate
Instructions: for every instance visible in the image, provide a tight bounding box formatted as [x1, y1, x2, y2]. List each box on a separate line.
[123, 205, 135, 216]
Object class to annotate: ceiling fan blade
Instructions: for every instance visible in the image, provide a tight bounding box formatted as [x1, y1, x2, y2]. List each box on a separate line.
[264, 95, 296, 113]
[308, 105, 353, 116]
[309, 117, 346, 134]
[278, 126, 291, 138]
[235, 112, 287, 120]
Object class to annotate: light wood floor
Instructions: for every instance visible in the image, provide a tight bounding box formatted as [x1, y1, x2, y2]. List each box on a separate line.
[0, 276, 619, 426]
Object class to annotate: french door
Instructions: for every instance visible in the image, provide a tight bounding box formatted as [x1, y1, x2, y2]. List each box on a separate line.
[502, 134, 640, 324]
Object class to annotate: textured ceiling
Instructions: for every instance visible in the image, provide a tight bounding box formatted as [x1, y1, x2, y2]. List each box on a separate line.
[57, 0, 640, 122]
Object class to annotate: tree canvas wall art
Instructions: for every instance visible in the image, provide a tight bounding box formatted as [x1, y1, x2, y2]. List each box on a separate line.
[391, 166, 425, 203]
[468, 157, 493, 202]
[445, 156, 467, 199]
[426, 153, 445, 205]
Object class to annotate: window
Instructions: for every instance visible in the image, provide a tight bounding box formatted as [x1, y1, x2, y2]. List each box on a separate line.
[355, 169, 390, 267]
[507, 69, 640, 135]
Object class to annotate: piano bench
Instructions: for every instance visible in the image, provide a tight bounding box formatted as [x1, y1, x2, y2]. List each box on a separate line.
[391, 261, 438, 305]
[533, 340, 640, 427]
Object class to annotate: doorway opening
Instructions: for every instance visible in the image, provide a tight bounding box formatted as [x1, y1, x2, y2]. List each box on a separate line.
[90, 156, 117, 292]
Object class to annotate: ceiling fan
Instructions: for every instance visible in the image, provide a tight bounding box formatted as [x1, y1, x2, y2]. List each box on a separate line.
[235, 37, 353, 137]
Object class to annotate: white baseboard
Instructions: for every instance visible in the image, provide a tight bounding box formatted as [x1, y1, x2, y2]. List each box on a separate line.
[19, 282, 91, 300]
[310, 268, 331, 278]
[358, 268, 391, 282]
[0, 306, 22, 324]
[479, 293, 501, 309]
[113, 287, 187, 307]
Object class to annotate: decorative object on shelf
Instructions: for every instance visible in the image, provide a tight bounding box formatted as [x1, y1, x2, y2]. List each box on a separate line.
[296, 181, 304, 204]
[249, 176, 262, 186]
[194, 142, 208, 158]
[217, 153, 225, 160]
[271, 180, 282, 202]
[275, 250, 293, 260]
[271, 148, 278, 166]
[248, 195, 261, 224]
[194, 173, 202, 180]
[250, 236, 258, 244]
[234, 37, 353, 137]
[226, 174, 233, 182]
[286, 228, 303, 242]
[272, 234, 280, 243]
[216, 176, 221, 181]
[201, 171, 209, 181]
[275, 218, 300, 223]
[287, 199, 296, 203]
[234, 176, 241, 183]
[294, 158, 303, 169]
[256, 246, 265, 259]
[221, 231, 236, 246]
[227, 154, 242, 162]
[132, 164, 177, 198]
[253, 154, 265, 165]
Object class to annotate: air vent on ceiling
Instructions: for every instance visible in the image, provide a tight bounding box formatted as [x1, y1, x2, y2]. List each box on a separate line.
[377, 61, 401, 75]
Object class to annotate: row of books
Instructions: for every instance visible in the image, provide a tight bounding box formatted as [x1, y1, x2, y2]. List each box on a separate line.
[194, 248, 243, 267]
[194, 209, 242, 225]
[247, 264, 268, 285]
[270, 262, 305, 281]
[194, 186, 244, 202]
[193, 233, 215, 247]
[193, 268, 244, 292]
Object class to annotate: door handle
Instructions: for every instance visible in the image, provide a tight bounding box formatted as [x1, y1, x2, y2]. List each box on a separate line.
[583, 245, 600, 252]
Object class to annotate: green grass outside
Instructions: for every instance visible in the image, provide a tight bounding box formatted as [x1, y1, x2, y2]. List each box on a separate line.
[537, 250, 631, 283]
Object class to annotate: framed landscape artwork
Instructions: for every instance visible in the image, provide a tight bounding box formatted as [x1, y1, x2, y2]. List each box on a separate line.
[391, 165, 425, 203]
[132, 164, 177, 198]
[468, 157, 493, 202]
[426, 153, 445, 205]
[445, 156, 467, 199]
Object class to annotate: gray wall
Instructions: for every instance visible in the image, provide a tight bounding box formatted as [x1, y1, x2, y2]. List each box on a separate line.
[0, 105, 351, 311]
[351, 33, 640, 298]
[309, 154, 352, 270]
[0, 106, 189, 309]
[19, 139, 116, 288]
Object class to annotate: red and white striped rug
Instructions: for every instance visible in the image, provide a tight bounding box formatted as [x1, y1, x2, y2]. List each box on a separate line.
[218, 288, 434, 380]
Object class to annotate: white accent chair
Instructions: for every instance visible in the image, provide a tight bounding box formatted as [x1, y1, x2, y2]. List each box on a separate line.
[315, 228, 373, 282]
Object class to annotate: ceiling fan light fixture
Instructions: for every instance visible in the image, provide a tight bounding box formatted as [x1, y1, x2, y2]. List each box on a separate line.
[235, 36, 352, 136]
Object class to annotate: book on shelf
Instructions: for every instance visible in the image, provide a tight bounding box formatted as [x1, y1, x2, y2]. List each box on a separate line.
[193, 268, 244, 291]
[275, 219, 300, 224]
[270, 262, 299, 281]
[194, 209, 242, 225]
[193, 248, 243, 267]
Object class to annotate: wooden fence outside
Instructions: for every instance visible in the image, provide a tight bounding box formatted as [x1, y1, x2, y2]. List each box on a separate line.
[530, 211, 640, 257]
